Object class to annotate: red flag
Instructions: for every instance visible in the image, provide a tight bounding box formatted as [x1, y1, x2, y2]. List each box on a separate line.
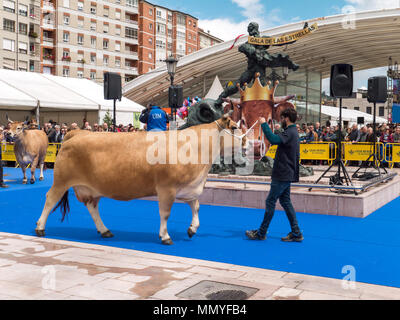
[227, 34, 245, 51]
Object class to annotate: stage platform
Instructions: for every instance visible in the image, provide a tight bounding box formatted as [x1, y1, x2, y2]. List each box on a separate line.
[144, 167, 400, 218]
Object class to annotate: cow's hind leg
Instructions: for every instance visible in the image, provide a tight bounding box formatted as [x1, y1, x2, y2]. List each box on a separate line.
[186, 199, 200, 238]
[30, 157, 39, 184]
[157, 187, 176, 245]
[35, 185, 68, 237]
[86, 200, 113, 238]
[39, 160, 45, 181]
[20, 164, 28, 184]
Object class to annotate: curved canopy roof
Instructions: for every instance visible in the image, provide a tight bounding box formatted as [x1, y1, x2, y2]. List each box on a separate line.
[124, 8, 400, 106]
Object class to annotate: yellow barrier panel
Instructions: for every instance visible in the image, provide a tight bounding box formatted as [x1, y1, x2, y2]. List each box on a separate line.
[1, 143, 61, 163]
[342, 142, 384, 162]
[300, 142, 336, 162]
[266, 142, 336, 164]
[385, 143, 400, 168]
[266, 145, 277, 158]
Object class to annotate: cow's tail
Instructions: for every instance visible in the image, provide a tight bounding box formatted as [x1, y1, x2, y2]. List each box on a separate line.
[52, 190, 70, 222]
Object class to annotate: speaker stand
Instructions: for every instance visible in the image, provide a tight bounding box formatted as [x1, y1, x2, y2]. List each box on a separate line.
[309, 98, 357, 195]
[352, 102, 387, 179]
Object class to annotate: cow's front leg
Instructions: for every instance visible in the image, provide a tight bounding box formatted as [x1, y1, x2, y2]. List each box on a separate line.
[187, 199, 200, 238]
[157, 187, 176, 245]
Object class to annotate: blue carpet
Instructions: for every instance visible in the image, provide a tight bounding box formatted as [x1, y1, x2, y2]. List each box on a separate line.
[1, 167, 400, 288]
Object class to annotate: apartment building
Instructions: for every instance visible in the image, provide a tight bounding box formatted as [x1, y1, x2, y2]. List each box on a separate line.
[57, 0, 139, 84]
[138, 0, 199, 73]
[198, 28, 223, 50]
[1, 0, 222, 84]
[0, 0, 41, 73]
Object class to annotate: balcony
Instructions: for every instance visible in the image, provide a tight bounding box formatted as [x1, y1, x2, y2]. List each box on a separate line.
[43, 36, 54, 47]
[125, 18, 138, 26]
[42, 1, 55, 11]
[125, 66, 138, 74]
[41, 20, 55, 29]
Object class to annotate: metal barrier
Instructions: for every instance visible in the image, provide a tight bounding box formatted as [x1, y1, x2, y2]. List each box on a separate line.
[266, 142, 337, 164]
[1, 143, 62, 164]
[385, 143, 400, 168]
[341, 142, 385, 165]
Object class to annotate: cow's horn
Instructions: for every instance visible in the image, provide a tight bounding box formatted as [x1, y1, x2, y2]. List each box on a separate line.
[6, 113, 13, 123]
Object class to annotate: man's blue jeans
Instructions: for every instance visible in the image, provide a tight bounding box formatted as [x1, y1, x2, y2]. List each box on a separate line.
[258, 180, 302, 238]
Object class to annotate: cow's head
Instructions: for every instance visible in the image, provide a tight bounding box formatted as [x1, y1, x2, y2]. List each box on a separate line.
[217, 111, 239, 133]
[6, 114, 29, 138]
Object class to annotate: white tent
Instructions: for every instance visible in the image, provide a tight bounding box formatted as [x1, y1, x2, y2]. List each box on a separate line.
[204, 76, 224, 100]
[0, 69, 144, 126]
[321, 105, 387, 124]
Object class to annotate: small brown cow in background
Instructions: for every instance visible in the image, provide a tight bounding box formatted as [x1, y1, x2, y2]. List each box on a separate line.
[6, 115, 48, 184]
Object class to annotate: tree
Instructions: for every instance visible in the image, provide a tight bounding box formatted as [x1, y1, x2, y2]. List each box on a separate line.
[103, 110, 113, 127]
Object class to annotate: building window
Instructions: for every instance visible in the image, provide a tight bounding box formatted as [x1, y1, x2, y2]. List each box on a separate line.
[3, 39, 15, 52]
[19, 23, 27, 35]
[116, 11, 121, 20]
[156, 23, 165, 34]
[77, 1, 83, 11]
[62, 50, 70, 58]
[3, 0, 15, 13]
[188, 20, 192, 26]
[115, 42, 121, 51]
[64, 15, 70, 25]
[177, 14, 185, 25]
[115, 58, 121, 67]
[18, 41, 28, 54]
[19, 4, 28, 16]
[168, 14, 172, 23]
[148, 37, 152, 44]
[103, 39, 109, 49]
[149, 23, 153, 31]
[3, 58, 15, 70]
[149, 8, 153, 16]
[148, 52, 152, 59]
[126, 0, 137, 7]
[78, 18, 84, 28]
[379, 107, 385, 117]
[77, 70, 84, 78]
[90, 5, 96, 14]
[90, 53, 96, 63]
[116, 26, 121, 35]
[104, 7, 109, 17]
[354, 107, 360, 111]
[103, 56, 109, 65]
[90, 71, 96, 80]
[77, 34, 84, 45]
[90, 21, 96, 31]
[91, 37, 96, 47]
[63, 0, 70, 8]
[103, 24, 109, 33]
[125, 27, 137, 39]
[63, 68, 70, 77]
[366, 106, 372, 114]
[63, 32, 70, 42]
[3, 19, 15, 32]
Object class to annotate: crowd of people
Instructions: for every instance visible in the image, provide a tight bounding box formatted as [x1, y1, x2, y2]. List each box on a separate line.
[0, 118, 144, 144]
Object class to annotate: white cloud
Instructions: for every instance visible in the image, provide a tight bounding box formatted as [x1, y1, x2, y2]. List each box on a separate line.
[344, 0, 400, 11]
[198, 0, 282, 41]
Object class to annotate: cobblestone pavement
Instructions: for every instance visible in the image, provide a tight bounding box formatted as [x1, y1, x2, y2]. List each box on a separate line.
[0, 232, 399, 300]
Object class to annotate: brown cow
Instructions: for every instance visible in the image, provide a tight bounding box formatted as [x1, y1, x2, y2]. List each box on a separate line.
[6, 115, 49, 184]
[35, 114, 240, 245]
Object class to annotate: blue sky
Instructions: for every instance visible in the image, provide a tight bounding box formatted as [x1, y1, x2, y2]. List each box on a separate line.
[150, 0, 398, 90]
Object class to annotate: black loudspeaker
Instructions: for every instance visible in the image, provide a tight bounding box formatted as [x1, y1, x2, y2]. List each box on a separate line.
[330, 64, 353, 98]
[357, 117, 364, 124]
[104, 72, 122, 100]
[169, 85, 183, 108]
[367, 76, 387, 103]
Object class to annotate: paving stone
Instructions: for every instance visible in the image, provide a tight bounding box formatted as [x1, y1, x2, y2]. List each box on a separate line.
[272, 287, 302, 300]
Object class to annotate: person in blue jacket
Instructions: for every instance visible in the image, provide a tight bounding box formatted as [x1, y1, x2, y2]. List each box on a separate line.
[139, 103, 169, 132]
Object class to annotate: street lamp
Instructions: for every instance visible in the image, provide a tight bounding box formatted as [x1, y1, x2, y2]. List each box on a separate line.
[165, 55, 179, 126]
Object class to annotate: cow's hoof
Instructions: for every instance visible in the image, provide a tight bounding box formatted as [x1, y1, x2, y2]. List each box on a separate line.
[187, 228, 196, 238]
[101, 230, 114, 238]
[22, 180, 28, 185]
[39, 177, 44, 181]
[35, 229, 45, 237]
[162, 238, 173, 245]
[30, 179, 35, 184]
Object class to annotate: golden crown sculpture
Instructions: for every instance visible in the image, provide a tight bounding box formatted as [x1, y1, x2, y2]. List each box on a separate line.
[237, 73, 279, 102]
